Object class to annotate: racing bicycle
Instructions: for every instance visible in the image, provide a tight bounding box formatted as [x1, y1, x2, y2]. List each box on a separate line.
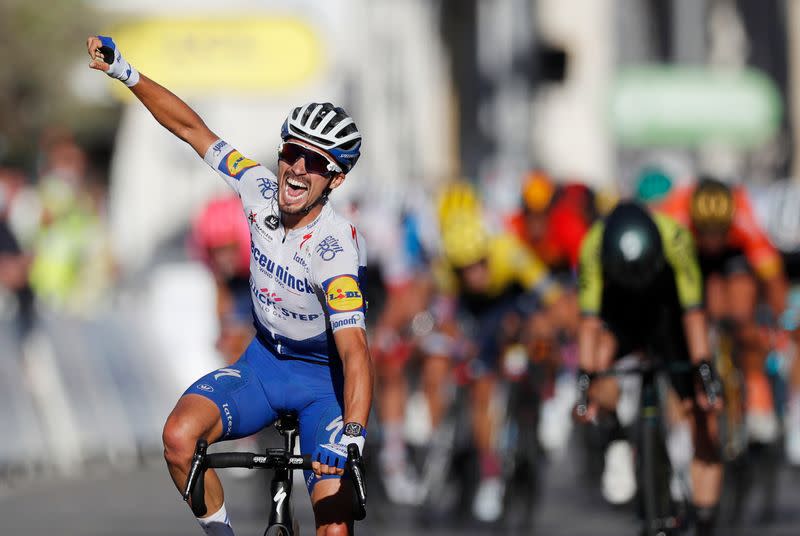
[183, 411, 367, 536]
[576, 357, 714, 536]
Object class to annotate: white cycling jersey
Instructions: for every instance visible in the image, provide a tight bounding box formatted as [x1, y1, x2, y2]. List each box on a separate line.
[205, 140, 367, 364]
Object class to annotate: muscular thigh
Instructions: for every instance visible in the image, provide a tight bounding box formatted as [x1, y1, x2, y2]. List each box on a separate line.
[183, 340, 279, 441]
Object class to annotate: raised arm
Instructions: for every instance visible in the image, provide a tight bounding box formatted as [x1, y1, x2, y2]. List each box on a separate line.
[87, 35, 218, 157]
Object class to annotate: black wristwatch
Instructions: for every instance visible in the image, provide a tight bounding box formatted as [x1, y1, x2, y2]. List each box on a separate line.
[344, 422, 365, 438]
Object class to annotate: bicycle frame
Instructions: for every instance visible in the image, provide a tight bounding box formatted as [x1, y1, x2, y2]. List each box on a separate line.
[577, 359, 690, 536]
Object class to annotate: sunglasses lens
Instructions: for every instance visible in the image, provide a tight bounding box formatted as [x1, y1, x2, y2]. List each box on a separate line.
[279, 143, 334, 175]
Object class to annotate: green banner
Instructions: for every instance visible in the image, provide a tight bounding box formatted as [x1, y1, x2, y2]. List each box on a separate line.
[611, 66, 782, 148]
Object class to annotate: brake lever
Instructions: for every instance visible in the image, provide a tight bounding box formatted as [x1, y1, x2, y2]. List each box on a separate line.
[346, 443, 367, 521]
[183, 439, 208, 501]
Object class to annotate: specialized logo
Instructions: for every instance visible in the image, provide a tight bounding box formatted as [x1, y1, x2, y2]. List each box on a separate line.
[273, 489, 287, 512]
[300, 233, 314, 250]
[220, 150, 259, 180]
[258, 177, 278, 200]
[326, 415, 344, 444]
[316, 235, 344, 261]
[197, 383, 214, 392]
[325, 275, 364, 312]
[214, 368, 241, 380]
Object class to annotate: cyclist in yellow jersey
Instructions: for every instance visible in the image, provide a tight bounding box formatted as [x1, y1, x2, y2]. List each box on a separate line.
[434, 182, 573, 522]
[575, 201, 722, 536]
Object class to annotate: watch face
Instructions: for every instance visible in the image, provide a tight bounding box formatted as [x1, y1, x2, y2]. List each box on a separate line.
[344, 422, 363, 437]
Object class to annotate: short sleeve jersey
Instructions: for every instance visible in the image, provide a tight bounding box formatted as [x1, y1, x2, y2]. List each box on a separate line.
[204, 140, 367, 364]
[578, 213, 703, 316]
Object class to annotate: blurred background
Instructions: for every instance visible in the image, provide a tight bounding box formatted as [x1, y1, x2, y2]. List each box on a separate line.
[1, 0, 800, 534]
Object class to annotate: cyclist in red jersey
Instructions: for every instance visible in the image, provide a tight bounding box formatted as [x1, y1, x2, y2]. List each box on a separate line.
[507, 171, 595, 274]
[190, 195, 255, 363]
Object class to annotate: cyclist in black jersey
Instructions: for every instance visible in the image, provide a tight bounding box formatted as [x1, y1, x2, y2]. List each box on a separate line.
[575, 201, 723, 536]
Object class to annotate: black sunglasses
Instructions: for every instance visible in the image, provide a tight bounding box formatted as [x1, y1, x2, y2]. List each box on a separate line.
[278, 142, 342, 175]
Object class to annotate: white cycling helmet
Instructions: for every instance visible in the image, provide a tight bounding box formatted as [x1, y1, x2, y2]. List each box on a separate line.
[281, 102, 362, 173]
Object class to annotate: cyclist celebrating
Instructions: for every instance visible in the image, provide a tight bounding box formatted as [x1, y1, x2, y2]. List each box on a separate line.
[575, 201, 723, 536]
[87, 36, 373, 536]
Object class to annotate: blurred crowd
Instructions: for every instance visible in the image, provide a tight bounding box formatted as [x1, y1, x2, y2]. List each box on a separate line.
[0, 128, 116, 330]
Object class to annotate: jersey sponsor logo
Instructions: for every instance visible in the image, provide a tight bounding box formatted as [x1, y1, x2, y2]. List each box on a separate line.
[197, 383, 214, 392]
[214, 368, 241, 380]
[325, 275, 364, 312]
[251, 279, 321, 321]
[264, 214, 280, 229]
[212, 140, 226, 156]
[331, 313, 362, 330]
[325, 415, 344, 444]
[222, 403, 234, 437]
[257, 177, 278, 200]
[316, 235, 344, 261]
[293, 251, 308, 269]
[248, 210, 257, 224]
[300, 233, 313, 250]
[220, 150, 259, 180]
[251, 242, 315, 294]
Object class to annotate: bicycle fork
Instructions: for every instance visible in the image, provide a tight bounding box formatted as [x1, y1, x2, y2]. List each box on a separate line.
[638, 369, 678, 536]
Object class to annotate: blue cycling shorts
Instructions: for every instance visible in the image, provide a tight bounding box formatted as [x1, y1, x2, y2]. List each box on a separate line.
[184, 336, 346, 493]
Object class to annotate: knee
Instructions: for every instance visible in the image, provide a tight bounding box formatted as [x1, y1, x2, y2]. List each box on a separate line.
[162, 413, 200, 468]
[321, 523, 350, 536]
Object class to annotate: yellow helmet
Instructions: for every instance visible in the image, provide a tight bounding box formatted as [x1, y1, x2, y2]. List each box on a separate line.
[438, 181, 481, 225]
[690, 177, 734, 232]
[441, 214, 489, 269]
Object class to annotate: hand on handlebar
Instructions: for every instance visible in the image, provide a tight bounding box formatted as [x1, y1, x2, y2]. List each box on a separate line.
[694, 360, 723, 413]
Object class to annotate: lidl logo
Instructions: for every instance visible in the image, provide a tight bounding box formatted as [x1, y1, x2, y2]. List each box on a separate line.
[224, 150, 259, 179]
[325, 275, 363, 312]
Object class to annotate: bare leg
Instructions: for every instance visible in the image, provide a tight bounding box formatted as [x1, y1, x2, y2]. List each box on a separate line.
[312, 478, 354, 536]
[162, 394, 225, 514]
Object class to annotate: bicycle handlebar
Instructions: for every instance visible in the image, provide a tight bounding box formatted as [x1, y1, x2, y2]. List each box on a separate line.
[205, 451, 312, 470]
[182, 439, 367, 521]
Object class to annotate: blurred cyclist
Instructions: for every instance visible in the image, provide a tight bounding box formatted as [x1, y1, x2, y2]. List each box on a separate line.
[88, 36, 373, 536]
[575, 201, 723, 536]
[190, 195, 254, 363]
[659, 177, 789, 443]
[507, 170, 596, 275]
[435, 181, 570, 522]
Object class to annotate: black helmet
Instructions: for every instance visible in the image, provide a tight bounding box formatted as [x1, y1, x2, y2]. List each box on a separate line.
[601, 202, 665, 289]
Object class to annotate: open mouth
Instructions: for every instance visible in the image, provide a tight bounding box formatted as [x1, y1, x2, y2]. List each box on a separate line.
[284, 176, 309, 202]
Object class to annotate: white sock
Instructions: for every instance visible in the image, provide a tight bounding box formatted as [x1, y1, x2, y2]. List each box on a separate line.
[197, 503, 234, 536]
[380, 422, 406, 467]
